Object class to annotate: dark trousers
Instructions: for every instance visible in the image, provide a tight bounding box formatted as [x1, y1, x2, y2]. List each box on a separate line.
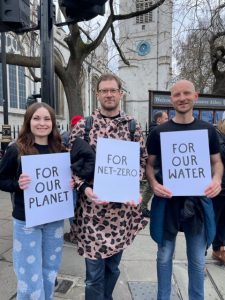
[85, 251, 123, 300]
[212, 195, 225, 251]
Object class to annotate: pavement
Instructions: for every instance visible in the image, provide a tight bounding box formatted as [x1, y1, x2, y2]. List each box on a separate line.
[0, 190, 225, 300]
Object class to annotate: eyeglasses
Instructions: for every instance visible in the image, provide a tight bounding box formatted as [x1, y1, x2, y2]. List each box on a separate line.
[98, 88, 120, 95]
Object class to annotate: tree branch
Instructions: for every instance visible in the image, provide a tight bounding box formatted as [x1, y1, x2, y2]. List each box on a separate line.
[113, 0, 166, 21]
[0, 53, 40, 67]
[111, 24, 130, 65]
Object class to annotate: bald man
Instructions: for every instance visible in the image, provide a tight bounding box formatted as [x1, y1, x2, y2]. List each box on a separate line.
[146, 80, 223, 300]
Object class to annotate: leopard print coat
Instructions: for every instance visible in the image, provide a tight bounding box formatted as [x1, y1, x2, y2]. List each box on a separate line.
[70, 109, 148, 259]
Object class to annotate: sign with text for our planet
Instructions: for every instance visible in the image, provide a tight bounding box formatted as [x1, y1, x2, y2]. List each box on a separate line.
[22, 152, 73, 227]
[93, 138, 140, 203]
[160, 130, 211, 196]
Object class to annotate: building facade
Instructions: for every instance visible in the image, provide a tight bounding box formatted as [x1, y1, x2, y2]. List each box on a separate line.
[0, 3, 109, 142]
[118, 0, 173, 128]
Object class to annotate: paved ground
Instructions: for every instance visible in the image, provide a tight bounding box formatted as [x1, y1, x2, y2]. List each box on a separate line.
[0, 190, 225, 300]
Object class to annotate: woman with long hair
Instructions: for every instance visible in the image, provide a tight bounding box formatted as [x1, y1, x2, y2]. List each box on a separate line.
[0, 102, 72, 299]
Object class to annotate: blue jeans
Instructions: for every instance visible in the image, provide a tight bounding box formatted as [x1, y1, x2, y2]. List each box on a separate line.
[157, 222, 206, 300]
[85, 251, 123, 300]
[13, 219, 64, 300]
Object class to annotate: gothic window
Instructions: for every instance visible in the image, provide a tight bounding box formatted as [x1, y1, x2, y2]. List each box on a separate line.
[9, 65, 17, 108]
[0, 64, 26, 109]
[136, 0, 153, 24]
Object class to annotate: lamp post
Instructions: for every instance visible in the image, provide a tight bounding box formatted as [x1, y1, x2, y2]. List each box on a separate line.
[1, 32, 8, 125]
[1, 32, 11, 151]
[40, 0, 55, 108]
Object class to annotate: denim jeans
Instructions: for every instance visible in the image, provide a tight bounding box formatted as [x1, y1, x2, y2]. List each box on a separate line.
[13, 218, 64, 300]
[157, 222, 206, 300]
[85, 251, 123, 300]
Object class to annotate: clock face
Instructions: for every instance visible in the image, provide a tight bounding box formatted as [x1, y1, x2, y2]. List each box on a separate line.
[137, 41, 151, 56]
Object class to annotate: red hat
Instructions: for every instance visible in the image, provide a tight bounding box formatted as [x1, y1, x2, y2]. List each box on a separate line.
[70, 115, 83, 126]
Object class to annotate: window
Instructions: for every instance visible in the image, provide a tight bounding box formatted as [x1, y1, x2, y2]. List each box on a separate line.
[9, 65, 17, 108]
[201, 110, 213, 124]
[18, 66, 26, 109]
[4, 64, 26, 109]
[136, 0, 153, 24]
[55, 75, 61, 115]
[215, 111, 223, 124]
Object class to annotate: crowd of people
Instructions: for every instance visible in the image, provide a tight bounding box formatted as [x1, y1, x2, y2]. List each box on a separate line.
[0, 74, 224, 300]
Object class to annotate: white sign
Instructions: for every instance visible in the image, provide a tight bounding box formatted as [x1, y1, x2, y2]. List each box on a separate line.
[22, 152, 74, 227]
[93, 138, 140, 203]
[160, 130, 211, 196]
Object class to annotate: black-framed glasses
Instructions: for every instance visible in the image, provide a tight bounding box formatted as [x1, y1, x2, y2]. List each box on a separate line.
[98, 88, 120, 95]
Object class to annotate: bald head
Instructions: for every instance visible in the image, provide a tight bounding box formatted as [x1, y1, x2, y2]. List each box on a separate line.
[170, 79, 198, 118]
[171, 80, 196, 95]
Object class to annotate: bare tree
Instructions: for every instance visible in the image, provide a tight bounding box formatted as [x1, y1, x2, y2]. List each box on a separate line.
[174, 19, 215, 93]
[0, 0, 166, 118]
[173, 0, 225, 95]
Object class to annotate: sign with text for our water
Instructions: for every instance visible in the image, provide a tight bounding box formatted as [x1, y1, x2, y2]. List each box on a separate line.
[160, 129, 211, 196]
[21, 152, 74, 227]
[93, 137, 140, 203]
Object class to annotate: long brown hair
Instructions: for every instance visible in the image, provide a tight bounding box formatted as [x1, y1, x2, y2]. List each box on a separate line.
[218, 119, 225, 135]
[17, 102, 65, 155]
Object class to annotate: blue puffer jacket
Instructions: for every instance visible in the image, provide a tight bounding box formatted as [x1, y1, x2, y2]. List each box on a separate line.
[150, 196, 215, 248]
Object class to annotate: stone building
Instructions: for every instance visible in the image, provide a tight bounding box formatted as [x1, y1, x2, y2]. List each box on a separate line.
[118, 0, 173, 128]
[0, 2, 109, 140]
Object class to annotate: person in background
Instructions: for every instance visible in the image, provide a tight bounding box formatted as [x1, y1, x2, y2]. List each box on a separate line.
[146, 80, 223, 300]
[142, 111, 169, 218]
[211, 117, 225, 263]
[0, 102, 73, 299]
[63, 115, 84, 244]
[70, 73, 148, 300]
[59, 115, 84, 150]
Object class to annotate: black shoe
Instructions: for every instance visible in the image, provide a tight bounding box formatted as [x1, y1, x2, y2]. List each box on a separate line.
[142, 208, 151, 218]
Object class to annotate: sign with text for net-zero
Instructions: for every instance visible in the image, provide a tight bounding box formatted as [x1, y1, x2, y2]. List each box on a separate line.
[94, 137, 140, 203]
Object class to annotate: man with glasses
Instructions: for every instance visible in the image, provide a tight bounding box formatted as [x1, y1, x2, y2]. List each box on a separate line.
[70, 73, 148, 300]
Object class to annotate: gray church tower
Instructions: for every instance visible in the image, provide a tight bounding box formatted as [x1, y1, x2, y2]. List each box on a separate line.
[118, 0, 173, 128]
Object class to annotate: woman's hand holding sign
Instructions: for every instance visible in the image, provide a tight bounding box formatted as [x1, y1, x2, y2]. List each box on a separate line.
[18, 173, 31, 190]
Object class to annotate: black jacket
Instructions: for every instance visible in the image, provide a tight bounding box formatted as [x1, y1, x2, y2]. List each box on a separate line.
[70, 137, 95, 181]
